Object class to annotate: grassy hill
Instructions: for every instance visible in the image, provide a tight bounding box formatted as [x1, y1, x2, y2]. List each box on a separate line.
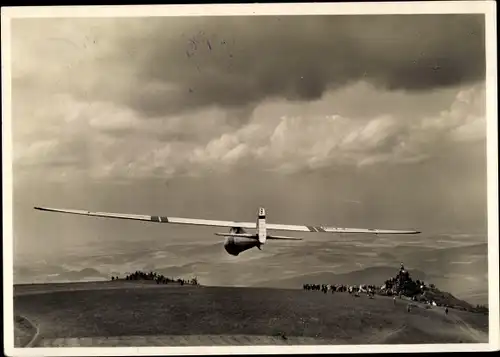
[13, 280, 488, 347]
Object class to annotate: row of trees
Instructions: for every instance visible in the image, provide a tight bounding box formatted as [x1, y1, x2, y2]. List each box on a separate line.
[111, 270, 199, 286]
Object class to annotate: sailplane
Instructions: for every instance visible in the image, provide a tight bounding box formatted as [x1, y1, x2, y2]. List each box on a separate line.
[34, 206, 421, 256]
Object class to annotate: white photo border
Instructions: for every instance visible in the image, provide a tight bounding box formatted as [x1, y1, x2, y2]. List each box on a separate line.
[2, 1, 498, 355]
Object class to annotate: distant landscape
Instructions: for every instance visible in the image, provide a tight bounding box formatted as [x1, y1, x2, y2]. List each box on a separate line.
[14, 233, 488, 306]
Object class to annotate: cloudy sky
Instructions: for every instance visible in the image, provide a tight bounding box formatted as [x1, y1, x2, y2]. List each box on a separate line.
[9, 14, 489, 288]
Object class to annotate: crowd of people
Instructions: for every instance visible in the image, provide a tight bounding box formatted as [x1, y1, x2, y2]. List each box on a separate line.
[302, 283, 377, 297]
[302, 264, 427, 300]
[111, 270, 199, 286]
[301, 263, 488, 314]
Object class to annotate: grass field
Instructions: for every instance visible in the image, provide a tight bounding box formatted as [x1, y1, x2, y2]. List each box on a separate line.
[14, 315, 38, 347]
[13, 281, 489, 347]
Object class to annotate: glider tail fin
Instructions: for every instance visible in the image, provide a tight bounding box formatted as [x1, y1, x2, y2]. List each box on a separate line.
[257, 207, 267, 245]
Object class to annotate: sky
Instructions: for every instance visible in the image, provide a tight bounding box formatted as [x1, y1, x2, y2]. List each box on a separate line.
[9, 14, 489, 293]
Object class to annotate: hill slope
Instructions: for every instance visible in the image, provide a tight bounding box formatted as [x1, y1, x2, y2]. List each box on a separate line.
[13, 281, 488, 347]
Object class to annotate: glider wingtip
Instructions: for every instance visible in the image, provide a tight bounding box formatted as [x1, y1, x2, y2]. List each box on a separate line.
[34, 206, 53, 212]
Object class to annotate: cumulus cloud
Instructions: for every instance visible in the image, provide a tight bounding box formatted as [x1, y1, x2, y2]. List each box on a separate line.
[12, 77, 485, 183]
[187, 83, 485, 174]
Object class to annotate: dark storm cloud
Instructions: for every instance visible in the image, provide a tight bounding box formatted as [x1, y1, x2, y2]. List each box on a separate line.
[98, 14, 485, 117]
